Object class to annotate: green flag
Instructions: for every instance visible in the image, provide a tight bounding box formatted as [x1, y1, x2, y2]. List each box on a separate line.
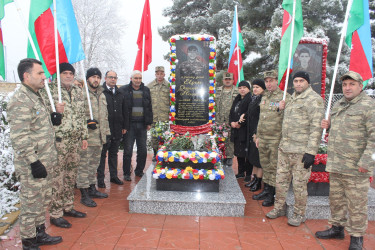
[0, 0, 13, 80]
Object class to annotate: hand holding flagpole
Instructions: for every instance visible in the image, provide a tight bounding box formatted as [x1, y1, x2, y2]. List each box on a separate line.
[321, 0, 353, 141]
[13, 0, 56, 112]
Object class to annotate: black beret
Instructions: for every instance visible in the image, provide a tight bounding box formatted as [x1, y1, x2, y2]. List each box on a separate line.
[86, 67, 102, 80]
[293, 71, 310, 84]
[59, 62, 75, 75]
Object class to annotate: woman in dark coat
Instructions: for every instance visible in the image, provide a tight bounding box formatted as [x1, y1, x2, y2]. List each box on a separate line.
[242, 79, 266, 191]
[229, 81, 252, 181]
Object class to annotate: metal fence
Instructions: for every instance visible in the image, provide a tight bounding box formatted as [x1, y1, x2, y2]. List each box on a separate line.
[324, 93, 375, 111]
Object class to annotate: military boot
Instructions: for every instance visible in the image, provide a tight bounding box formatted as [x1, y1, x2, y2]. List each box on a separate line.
[36, 224, 62, 245]
[262, 185, 275, 207]
[266, 206, 286, 219]
[88, 184, 108, 198]
[252, 183, 269, 200]
[349, 236, 363, 250]
[80, 188, 97, 207]
[287, 213, 306, 227]
[315, 225, 345, 239]
[22, 237, 40, 250]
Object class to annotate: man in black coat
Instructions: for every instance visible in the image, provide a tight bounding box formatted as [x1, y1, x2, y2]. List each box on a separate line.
[97, 70, 128, 188]
[119, 70, 153, 181]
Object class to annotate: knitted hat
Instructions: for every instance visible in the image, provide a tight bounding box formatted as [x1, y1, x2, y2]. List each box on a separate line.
[238, 80, 251, 90]
[59, 62, 75, 74]
[86, 67, 102, 80]
[252, 79, 266, 90]
[293, 71, 310, 84]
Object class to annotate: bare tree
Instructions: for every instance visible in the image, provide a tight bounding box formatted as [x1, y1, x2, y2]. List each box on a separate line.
[72, 0, 128, 80]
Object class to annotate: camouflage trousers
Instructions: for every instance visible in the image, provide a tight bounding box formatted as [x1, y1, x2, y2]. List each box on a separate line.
[258, 138, 280, 186]
[328, 173, 370, 237]
[49, 138, 81, 218]
[274, 149, 311, 215]
[77, 146, 101, 188]
[19, 168, 52, 238]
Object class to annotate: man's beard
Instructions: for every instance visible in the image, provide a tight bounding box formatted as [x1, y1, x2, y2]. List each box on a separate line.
[89, 82, 99, 89]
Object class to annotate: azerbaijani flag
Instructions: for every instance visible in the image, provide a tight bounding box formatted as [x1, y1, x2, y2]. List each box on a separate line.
[0, 0, 13, 80]
[345, 0, 373, 88]
[134, 0, 152, 72]
[228, 6, 244, 86]
[27, 0, 85, 77]
[278, 0, 303, 90]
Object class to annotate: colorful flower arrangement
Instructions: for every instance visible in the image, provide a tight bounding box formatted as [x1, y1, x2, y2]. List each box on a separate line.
[156, 146, 220, 164]
[211, 122, 230, 159]
[308, 143, 329, 183]
[168, 34, 216, 135]
[152, 165, 225, 180]
[150, 121, 172, 145]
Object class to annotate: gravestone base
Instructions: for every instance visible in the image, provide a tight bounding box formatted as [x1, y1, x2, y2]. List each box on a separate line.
[127, 164, 246, 217]
[156, 178, 220, 192]
[286, 186, 375, 220]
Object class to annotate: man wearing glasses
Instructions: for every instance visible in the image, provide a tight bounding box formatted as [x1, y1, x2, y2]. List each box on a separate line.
[97, 71, 128, 188]
[119, 70, 153, 181]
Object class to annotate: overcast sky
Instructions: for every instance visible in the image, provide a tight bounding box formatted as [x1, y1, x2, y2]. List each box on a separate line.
[1, 0, 173, 84]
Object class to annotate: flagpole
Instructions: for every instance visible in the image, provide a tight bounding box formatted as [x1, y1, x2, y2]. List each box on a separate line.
[4, 45, 7, 81]
[13, 0, 56, 112]
[235, 5, 240, 85]
[321, 0, 353, 140]
[53, 0, 62, 103]
[80, 62, 94, 120]
[283, 0, 297, 101]
[142, 34, 145, 77]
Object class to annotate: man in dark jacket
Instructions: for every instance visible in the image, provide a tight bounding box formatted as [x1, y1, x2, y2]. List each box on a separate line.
[119, 70, 153, 181]
[97, 70, 128, 187]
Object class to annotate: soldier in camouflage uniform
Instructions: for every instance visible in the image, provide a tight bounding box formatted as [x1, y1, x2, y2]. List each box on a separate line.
[179, 45, 207, 76]
[267, 71, 324, 227]
[41, 63, 89, 228]
[214, 72, 238, 167]
[148, 66, 170, 161]
[77, 68, 111, 207]
[8, 58, 63, 249]
[253, 70, 289, 207]
[315, 71, 375, 250]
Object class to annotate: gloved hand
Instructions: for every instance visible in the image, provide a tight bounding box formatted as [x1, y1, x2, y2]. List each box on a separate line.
[30, 160, 47, 178]
[50, 112, 62, 126]
[87, 119, 98, 130]
[302, 153, 315, 169]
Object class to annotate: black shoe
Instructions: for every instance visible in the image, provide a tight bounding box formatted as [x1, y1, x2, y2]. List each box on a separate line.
[22, 237, 40, 250]
[245, 175, 257, 187]
[50, 217, 72, 228]
[124, 175, 131, 181]
[63, 209, 86, 218]
[110, 176, 124, 185]
[236, 173, 245, 179]
[79, 188, 97, 207]
[349, 236, 363, 250]
[97, 179, 106, 188]
[253, 183, 269, 200]
[315, 225, 345, 239]
[250, 177, 262, 192]
[88, 184, 108, 198]
[36, 224, 62, 245]
[244, 175, 252, 182]
[135, 172, 144, 177]
[262, 185, 275, 207]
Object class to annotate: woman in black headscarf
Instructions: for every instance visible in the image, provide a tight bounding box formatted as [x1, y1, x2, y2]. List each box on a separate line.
[229, 80, 252, 181]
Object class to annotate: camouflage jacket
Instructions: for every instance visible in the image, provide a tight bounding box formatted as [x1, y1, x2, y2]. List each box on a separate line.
[215, 86, 238, 124]
[41, 82, 88, 140]
[148, 79, 170, 123]
[83, 86, 110, 146]
[7, 84, 57, 175]
[279, 86, 324, 155]
[326, 91, 375, 176]
[256, 87, 288, 140]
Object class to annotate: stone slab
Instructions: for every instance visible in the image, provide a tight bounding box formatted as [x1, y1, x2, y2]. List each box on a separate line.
[127, 163, 246, 217]
[286, 186, 375, 221]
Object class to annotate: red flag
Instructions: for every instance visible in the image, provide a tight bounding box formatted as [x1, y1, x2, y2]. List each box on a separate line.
[133, 0, 152, 71]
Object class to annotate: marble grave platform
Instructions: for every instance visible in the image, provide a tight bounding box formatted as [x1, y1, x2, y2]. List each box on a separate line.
[286, 186, 375, 221]
[127, 164, 246, 217]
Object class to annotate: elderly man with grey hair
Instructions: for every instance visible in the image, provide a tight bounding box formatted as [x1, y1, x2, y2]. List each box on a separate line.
[119, 70, 153, 181]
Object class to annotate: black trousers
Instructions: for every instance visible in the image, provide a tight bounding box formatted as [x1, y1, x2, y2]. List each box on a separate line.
[237, 157, 253, 176]
[97, 138, 121, 180]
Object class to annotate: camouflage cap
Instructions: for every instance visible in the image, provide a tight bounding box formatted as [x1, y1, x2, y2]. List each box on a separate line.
[223, 72, 233, 80]
[155, 66, 165, 72]
[263, 70, 278, 80]
[340, 71, 363, 84]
